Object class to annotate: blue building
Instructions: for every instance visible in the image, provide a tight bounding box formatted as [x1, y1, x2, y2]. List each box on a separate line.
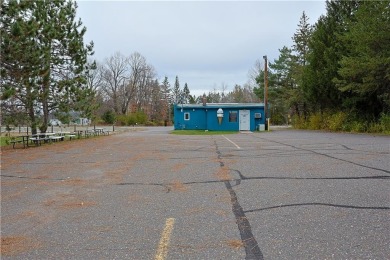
[174, 103, 265, 131]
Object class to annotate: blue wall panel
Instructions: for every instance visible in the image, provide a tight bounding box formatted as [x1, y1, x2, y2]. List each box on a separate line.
[174, 104, 265, 131]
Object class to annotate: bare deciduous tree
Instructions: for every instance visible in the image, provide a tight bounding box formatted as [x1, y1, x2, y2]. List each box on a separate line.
[100, 52, 129, 114]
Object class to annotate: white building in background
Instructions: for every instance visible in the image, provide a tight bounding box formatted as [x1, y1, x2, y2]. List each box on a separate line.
[75, 117, 90, 125]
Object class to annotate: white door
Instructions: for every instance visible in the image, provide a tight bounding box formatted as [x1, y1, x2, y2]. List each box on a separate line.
[239, 110, 250, 131]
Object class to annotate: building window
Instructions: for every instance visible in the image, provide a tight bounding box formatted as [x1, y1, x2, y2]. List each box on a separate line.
[229, 111, 237, 122]
[184, 112, 190, 120]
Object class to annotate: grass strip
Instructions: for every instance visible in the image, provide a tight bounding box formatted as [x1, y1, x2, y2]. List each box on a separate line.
[170, 130, 238, 135]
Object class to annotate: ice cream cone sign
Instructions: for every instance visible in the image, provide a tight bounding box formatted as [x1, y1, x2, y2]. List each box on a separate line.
[217, 108, 223, 125]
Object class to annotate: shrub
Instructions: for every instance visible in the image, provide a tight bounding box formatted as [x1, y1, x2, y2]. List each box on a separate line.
[327, 112, 347, 131]
[291, 115, 307, 129]
[350, 121, 367, 133]
[292, 110, 389, 134]
[102, 110, 116, 124]
[126, 114, 136, 126]
[116, 115, 127, 126]
[308, 113, 322, 130]
[112, 111, 148, 126]
[135, 111, 147, 124]
[0, 136, 11, 146]
[379, 113, 390, 133]
[270, 114, 286, 125]
[368, 122, 383, 133]
[341, 121, 352, 132]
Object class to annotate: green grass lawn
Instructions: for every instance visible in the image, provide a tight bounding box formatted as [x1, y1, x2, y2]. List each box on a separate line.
[0, 136, 11, 146]
[170, 130, 238, 135]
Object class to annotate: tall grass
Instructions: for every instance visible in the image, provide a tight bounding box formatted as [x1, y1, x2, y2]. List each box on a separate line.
[292, 112, 390, 134]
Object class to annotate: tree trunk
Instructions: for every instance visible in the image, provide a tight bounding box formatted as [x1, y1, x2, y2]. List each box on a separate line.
[40, 68, 50, 133]
[25, 84, 38, 135]
[28, 104, 37, 135]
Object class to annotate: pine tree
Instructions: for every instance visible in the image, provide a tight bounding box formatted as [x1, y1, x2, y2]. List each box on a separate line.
[303, 0, 360, 114]
[291, 11, 313, 117]
[173, 76, 181, 104]
[1, 0, 94, 134]
[160, 76, 172, 122]
[1, 0, 42, 132]
[337, 1, 390, 117]
[161, 76, 171, 102]
[292, 11, 312, 66]
[183, 83, 190, 104]
[269, 47, 294, 124]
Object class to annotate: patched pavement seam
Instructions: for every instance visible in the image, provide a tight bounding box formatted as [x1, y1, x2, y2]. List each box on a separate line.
[214, 140, 264, 260]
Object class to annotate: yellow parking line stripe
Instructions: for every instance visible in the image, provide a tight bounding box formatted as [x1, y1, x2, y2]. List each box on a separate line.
[155, 218, 175, 260]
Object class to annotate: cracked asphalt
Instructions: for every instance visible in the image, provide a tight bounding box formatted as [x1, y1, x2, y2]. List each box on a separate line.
[1, 127, 389, 259]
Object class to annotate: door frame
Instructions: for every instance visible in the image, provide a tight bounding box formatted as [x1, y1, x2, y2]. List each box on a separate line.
[239, 110, 250, 131]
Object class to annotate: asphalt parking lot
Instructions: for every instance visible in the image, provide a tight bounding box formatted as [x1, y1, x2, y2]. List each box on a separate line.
[1, 127, 389, 259]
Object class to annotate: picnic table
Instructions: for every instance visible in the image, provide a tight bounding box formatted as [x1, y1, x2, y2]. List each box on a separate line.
[57, 132, 77, 140]
[94, 128, 104, 134]
[94, 128, 110, 136]
[10, 129, 109, 149]
[11, 132, 62, 148]
[84, 129, 110, 137]
[74, 130, 86, 138]
[30, 132, 75, 145]
[30, 132, 57, 145]
[10, 135, 30, 149]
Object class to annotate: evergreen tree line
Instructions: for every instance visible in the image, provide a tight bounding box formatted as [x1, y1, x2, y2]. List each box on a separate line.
[254, 0, 389, 131]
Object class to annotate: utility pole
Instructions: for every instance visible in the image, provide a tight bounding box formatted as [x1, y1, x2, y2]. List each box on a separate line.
[263, 55, 268, 130]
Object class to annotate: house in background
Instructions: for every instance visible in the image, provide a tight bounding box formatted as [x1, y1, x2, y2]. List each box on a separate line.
[173, 103, 265, 131]
[74, 117, 90, 125]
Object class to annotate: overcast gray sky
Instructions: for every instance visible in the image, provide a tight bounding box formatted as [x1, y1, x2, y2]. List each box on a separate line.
[77, 1, 326, 96]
